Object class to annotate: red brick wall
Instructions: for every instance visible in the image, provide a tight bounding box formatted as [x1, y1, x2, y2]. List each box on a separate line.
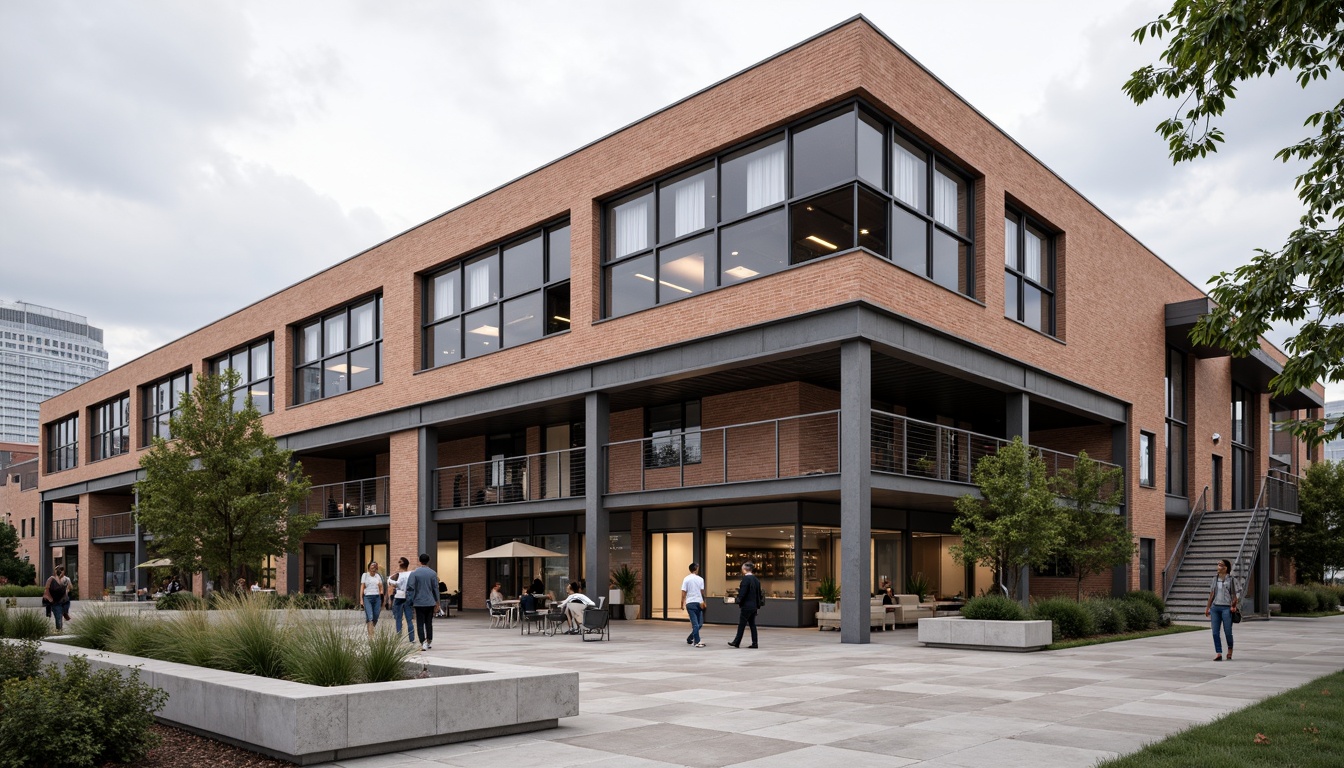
[1032, 573, 1112, 601]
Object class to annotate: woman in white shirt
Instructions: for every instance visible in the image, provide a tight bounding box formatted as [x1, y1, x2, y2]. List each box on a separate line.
[389, 557, 415, 644]
[359, 561, 387, 639]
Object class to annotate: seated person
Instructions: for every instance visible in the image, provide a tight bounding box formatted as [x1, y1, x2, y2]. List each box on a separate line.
[879, 578, 895, 607]
[519, 592, 538, 615]
[488, 582, 505, 606]
[529, 577, 545, 596]
[435, 580, 450, 618]
[558, 581, 595, 634]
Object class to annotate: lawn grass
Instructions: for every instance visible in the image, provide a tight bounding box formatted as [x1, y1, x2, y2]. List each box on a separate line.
[1275, 611, 1344, 619]
[1046, 624, 1200, 650]
[1097, 668, 1344, 767]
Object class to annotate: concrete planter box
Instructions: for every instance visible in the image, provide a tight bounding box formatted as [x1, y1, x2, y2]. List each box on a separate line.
[36, 641, 578, 765]
[917, 616, 1052, 652]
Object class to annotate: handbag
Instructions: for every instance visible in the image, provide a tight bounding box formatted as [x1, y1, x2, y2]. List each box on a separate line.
[1231, 607, 1242, 624]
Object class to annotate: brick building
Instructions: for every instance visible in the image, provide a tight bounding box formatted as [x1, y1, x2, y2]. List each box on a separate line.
[34, 18, 1323, 639]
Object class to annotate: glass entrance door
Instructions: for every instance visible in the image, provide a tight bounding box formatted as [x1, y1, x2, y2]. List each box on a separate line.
[304, 543, 338, 594]
[650, 531, 694, 620]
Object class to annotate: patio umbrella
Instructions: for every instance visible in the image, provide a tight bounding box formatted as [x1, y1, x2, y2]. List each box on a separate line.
[136, 557, 173, 568]
[465, 541, 566, 559]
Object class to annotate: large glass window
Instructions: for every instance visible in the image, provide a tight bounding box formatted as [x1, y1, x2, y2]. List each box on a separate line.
[423, 221, 570, 369]
[47, 414, 78, 472]
[603, 102, 976, 319]
[706, 527, 797, 599]
[142, 371, 191, 444]
[1004, 208, 1056, 335]
[90, 395, 130, 462]
[1139, 430, 1155, 488]
[210, 338, 274, 414]
[646, 400, 701, 468]
[1165, 348, 1187, 496]
[1231, 384, 1254, 509]
[295, 297, 382, 404]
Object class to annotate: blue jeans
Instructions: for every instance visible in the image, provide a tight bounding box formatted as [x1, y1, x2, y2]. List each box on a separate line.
[1210, 604, 1234, 654]
[393, 597, 414, 640]
[686, 602, 704, 644]
[363, 594, 383, 624]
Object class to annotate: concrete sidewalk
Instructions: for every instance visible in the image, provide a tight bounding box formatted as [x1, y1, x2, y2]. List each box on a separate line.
[322, 614, 1344, 767]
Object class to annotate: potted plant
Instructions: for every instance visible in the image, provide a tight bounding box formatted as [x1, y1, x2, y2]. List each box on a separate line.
[906, 572, 931, 603]
[816, 577, 840, 611]
[610, 564, 641, 620]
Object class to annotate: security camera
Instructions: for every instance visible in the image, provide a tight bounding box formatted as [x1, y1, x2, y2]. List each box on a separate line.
[1211, 433, 1222, 444]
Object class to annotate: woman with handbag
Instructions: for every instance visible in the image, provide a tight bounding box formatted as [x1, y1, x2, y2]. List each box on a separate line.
[43, 566, 73, 632]
[1204, 558, 1240, 661]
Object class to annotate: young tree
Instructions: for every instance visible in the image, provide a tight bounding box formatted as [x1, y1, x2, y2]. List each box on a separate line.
[1275, 460, 1344, 583]
[136, 370, 316, 586]
[0, 522, 36, 586]
[1050, 451, 1132, 601]
[951, 438, 1067, 602]
[1124, 1, 1344, 446]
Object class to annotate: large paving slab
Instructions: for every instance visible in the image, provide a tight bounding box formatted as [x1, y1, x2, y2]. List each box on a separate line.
[311, 614, 1344, 767]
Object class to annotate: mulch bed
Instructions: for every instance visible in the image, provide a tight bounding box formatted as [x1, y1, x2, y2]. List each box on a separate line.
[102, 724, 291, 768]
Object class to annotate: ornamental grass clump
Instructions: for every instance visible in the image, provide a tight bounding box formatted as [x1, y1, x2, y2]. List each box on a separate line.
[960, 594, 1027, 621]
[66, 605, 133, 650]
[105, 615, 167, 659]
[285, 618, 359, 687]
[212, 593, 287, 679]
[4, 608, 49, 641]
[362, 626, 416, 684]
[159, 607, 215, 668]
[1031, 596, 1095, 640]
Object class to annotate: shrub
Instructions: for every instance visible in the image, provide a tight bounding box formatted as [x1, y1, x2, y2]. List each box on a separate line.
[0, 608, 6, 637]
[362, 627, 414, 684]
[1118, 598, 1159, 631]
[1086, 598, 1130, 635]
[333, 595, 357, 611]
[155, 591, 207, 611]
[0, 586, 45, 598]
[289, 592, 328, 610]
[0, 638, 43, 682]
[1310, 585, 1341, 612]
[212, 594, 286, 679]
[1271, 584, 1317, 613]
[4, 609, 49, 641]
[0, 654, 165, 768]
[285, 619, 358, 687]
[66, 605, 133, 650]
[1031, 597, 1096, 640]
[1123, 590, 1167, 615]
[960, 595, 1027, 621]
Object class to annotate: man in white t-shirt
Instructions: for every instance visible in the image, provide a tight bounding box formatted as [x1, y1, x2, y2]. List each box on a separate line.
[679, 563, 707, 647]
[558, 581, 596, 634]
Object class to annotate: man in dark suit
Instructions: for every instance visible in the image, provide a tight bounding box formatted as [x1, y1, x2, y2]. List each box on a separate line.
[728, 561, 763, 649]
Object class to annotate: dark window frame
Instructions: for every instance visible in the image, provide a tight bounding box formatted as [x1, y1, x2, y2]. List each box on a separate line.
[210, 337, 274, 415]
[141, 370, 192, 446]
[1139, 430, 1155, 488]
[421, 220, 571, 370]
[1165, 348, 1187, 496]
[600, 100, 977, 319]
[293, 295, 383, 405]
[90, 394, 130, 462]
[47, 414, 79, 472]
[644, 400, 702, 469]
[1003, 207, 1057, 336]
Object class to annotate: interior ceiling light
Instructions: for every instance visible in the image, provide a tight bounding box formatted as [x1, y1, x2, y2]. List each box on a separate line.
[725, 266, 758, 279]
[324, 362, 369, 374]
[660, 280, 693, 294]
[468, 324, 499, 337]
[859, 228, 870, 235]
[552, 315, 571, 324]
[806, 235, 838, 250]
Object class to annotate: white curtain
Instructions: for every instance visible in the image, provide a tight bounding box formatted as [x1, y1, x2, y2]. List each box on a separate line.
[893, 144, 924, 209]
[615, 200, 649, 257]
[1004, 218, 1018, 266]
[674, 178, 705, 237]
[467, 263, 491, 308]
[353, 305, 375, 345]
[1023, 231, 1042, 282]
[324, 315, 346, 353]
[933, 170, 960, 230]
[745, 144, 785, 213]
[433, 273, 455, 319]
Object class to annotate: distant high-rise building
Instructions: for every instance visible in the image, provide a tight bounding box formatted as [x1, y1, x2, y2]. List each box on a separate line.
[1326, 400, 1343, 464]
[0, 300, 108, 443]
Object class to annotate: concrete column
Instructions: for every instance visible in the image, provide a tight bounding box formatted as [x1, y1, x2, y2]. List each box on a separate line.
[1006, 392, 1030, 606]
[133, 489, 147, 592]
[583, 393, 610, 601]
[417, 426, 438, 561]
[840, 339, 872, 644]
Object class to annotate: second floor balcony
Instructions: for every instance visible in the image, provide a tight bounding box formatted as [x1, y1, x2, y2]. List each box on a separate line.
[434, 448, 584, 509]
[303, 477, 390, 519]
[91, 511, 133, 539]
[51, 517, 79, 543]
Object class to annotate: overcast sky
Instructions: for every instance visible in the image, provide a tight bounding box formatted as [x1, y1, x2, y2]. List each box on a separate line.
[2, 1, 1338, 401]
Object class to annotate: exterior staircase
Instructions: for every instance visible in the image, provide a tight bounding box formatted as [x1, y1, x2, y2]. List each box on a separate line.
[1164, 507, 1266, 621]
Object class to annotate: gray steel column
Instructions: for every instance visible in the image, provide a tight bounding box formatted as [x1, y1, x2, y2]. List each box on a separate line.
[418, 426, 438, 561]
[133, 489, 147, 592]
[286, 552, 300, 594]
[1111, 420, 1131, 597]
[1257, 523, 1270, 615]
[1006, 392, 1030, 606]
[584, 393, 610, 599]
[840, 339, 872, 644]
[39, 500, 53, 582]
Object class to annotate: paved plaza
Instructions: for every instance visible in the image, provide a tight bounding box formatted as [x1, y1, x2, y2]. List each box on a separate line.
[318, 613, 1344, 767]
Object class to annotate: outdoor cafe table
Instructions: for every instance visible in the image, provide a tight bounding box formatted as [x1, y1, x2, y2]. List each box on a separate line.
[496, 599, 520, 628]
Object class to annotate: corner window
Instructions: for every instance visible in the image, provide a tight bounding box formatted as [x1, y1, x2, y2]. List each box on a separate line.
[47, 414, 78, 472]
[1004, 208, 1056, 335]
[1165, 348, 1187, 496]
[295, 296, 382, 404]
[91, 395, 130, 461]
[645, 400, 701, 468]
[142, 371, 191, 445]
[423, 222, 570, 369]
[210, 338, 274, 414]
[1139, 431, 1155, 487]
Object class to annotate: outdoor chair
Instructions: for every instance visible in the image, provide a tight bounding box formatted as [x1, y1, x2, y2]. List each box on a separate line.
[520, 607, 550, 635]
[580, 606, 610, 642]
[488, 599, 512, 628]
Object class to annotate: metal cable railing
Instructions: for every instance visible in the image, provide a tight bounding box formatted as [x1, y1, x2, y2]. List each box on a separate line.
[433, 448, 584, 509]
[303, 476, 390, 519]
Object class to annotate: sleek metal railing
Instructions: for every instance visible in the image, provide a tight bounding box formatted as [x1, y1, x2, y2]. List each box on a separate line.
[1263, 468, 1300, 516]
[870, 411, 1122, 495]
[91, 512, 133, 538]
[605, 411, 840, 493]
[1162, 485, 1209, 600]
[433, 448, 584, 509]
[1231, 476, 1280, 616]
[50, 517, 79, 542]
[304, 476, 390, 519]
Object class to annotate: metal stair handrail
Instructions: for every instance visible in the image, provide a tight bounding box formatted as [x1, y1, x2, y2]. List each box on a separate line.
[1162, 485, 1209, 601]
[1231, 476, 1276, 616]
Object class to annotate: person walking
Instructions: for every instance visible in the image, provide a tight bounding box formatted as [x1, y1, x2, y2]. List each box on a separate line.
[43, 566, 73, 631]
[1204, 558, 1240, 661]
[389, 557, 416, 644]
[680, 562, 707, 647]
[404, 553, 440, 651]
[728, 561, 763, 649]
[359, 561, 387, 639]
